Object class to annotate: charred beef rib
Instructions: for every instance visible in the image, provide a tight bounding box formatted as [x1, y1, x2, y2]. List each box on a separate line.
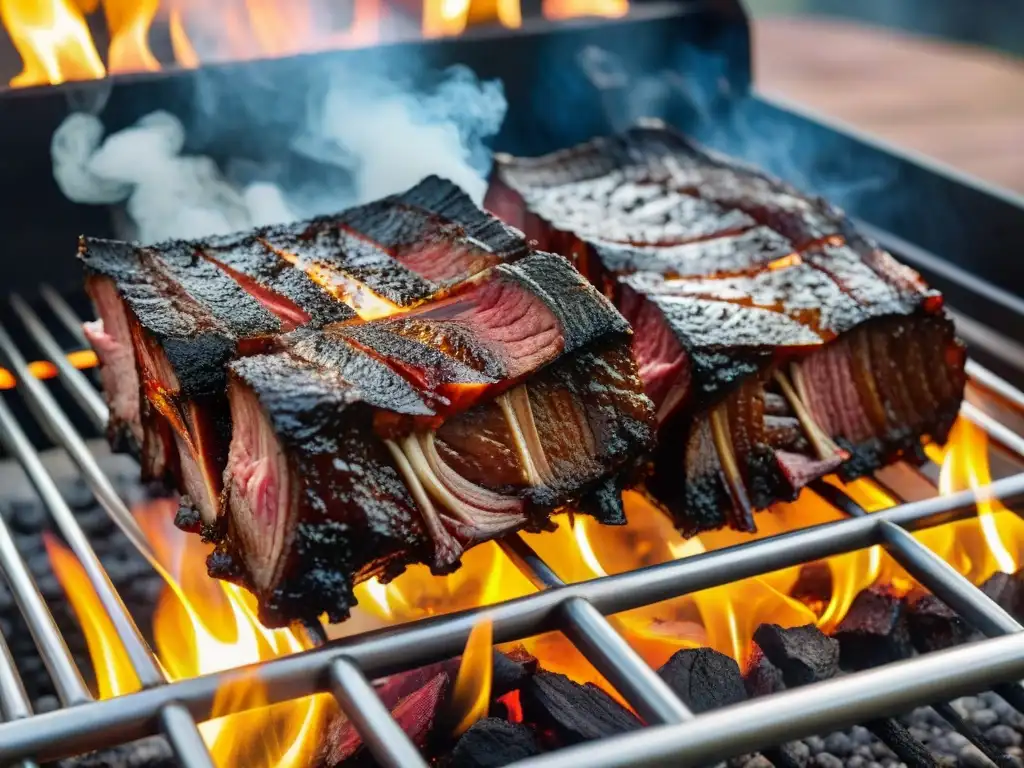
[81, 176, 529, 527]
[81, 177, 655, 627]
[486, 122, 966, 535]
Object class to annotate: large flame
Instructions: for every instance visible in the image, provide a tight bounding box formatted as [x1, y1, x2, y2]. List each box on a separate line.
[1, 0, 632, 88]
[47, 499, 329, 768]
[45, 414, 1020, 758]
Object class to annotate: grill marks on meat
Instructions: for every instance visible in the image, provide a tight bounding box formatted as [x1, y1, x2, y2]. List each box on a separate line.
[213, 251, 653, 626]
[258, 175, 530, 319]
[489, 122, 965, 535]
[79, 178, 534, 531]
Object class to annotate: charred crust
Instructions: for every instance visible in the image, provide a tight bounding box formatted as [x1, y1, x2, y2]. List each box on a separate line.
[206, 545, 248, 585]
[577, 474, 628, 526]
[174, 500, 202, 533]
[199, 518, 226, 543]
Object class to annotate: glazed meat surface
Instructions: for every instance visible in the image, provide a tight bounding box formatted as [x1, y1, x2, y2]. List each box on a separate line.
[487, 122, 966, 534]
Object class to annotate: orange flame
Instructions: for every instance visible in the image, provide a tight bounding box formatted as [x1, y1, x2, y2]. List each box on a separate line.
[2, 0, 632, 88]
[0, 349, 98, 390]
[45, 533, 141, 699]
[450, 618, 494, 736]
[926, 418, 1024, 583]
[47, 500, 329, 768]
[0, 0, 104, 86]
[103, 0, 160, 73]
[45, 409, 1020, 754]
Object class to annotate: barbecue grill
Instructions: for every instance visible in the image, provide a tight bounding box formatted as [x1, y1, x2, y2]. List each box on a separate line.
[2, 1, 1024, 766]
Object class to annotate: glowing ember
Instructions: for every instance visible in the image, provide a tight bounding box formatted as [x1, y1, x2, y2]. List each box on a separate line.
[0, 349, 98, 390]
[1, 0, 632, 88]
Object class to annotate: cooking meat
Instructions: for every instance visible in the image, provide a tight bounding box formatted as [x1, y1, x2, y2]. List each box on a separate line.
[81, 176, 530, 529]
[487, 121, 966, 534]
[81, 180, 655, 627]
[215, 251, 653, 626]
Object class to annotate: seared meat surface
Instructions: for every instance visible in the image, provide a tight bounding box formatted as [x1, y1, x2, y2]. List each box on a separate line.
[81, 177, 655, 627]
[216, 252, 652, 626]
[487, 121, 966, 534]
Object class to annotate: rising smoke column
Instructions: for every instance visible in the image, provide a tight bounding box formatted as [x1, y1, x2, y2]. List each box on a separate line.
[51, 64, 507, 244]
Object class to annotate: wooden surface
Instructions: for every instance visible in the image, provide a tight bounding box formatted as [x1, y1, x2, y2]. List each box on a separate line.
[753, 17, 1024, 194]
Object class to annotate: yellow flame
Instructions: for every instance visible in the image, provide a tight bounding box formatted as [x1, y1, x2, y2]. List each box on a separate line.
[451, 618, 494, 736]
[44, 535, 142, 699]
[0, 0, 105, 87]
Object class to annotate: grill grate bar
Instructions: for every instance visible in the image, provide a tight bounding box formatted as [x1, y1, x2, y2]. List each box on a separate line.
[0, 321, 161, 569]
[0, 486, 90, 706]
[962, 400, 1024, 460]
[11, 294, 106, 430]
[509, 631, 1024, 768]
[0, 631, 38, 768]
[2, 469, 1020, 763]
[967, 359, 1024, 413]
[38, 285, 88, 347]
[810, 480, 1023, 637]
[329, 658, 429, 768]
[501, 536, 694, 725]
[158, 704, 218, 768]
[2, 292, 1024, 766]
[0, 322, 216, 764]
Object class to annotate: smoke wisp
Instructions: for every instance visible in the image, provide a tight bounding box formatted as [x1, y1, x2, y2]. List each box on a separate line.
[52, 63, 507, 244]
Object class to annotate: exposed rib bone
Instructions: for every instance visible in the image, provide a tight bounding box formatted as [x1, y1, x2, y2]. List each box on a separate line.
[402, 433, 523, 531]
[709, 405, 752, 520]
[496, 389, 545, 486]
[774, 368, 849, 462]
[419, 433, 525, 515]
[384, 439, 461, 565]
[505, 385, 555, 485]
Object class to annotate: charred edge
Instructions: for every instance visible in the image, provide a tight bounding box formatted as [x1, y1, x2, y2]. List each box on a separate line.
[174, 501, 202, 534]
[576, 473, 628, 526]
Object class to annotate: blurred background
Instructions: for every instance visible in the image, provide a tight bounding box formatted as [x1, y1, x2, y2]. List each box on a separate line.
[747, 0, 1024, 193]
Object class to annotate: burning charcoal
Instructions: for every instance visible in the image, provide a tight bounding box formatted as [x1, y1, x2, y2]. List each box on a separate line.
[658, 648, 746, 712]
[521, 671, 641, 747]
[445, 718, 541, 768]
[754, 623, 939, 768]
[58, 737, 175, 768]
[745, 649, 786, 698]
[318, 672, 450, 767]
[906, 595, 971, 653]
[492, 648, 537, 694]
[658, 648, 806, 768]
[753, 624, 839, 686]
[981, 572, 1024, 622]
[834, 588, 913, 671]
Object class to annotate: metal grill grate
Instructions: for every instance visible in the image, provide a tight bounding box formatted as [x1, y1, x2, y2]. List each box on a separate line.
[1, 283, 1024, 768]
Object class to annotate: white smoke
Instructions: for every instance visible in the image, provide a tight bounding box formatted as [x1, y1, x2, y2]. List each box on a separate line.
[51, 65, 507, 244]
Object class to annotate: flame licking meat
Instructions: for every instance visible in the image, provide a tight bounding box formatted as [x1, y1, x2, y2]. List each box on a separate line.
[487, 122, 967, 537]
[80, 176, 655, 629]
[47, 500, 329, 767]
[1, 0, 631, 88]
[43, 414, 1017, 766]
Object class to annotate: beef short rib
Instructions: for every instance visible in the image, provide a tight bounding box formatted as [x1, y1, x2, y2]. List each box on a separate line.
[81, 177, 655, 627]
[487, 121, 966, 534]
